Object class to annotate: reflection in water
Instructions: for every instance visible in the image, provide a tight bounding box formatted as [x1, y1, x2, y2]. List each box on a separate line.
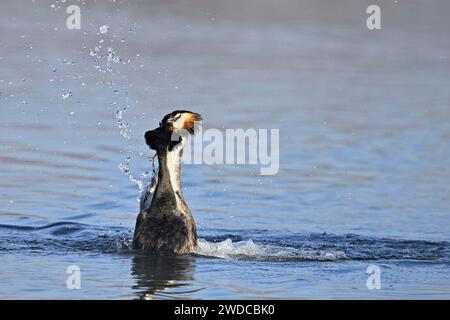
[131, 254, 203, 300]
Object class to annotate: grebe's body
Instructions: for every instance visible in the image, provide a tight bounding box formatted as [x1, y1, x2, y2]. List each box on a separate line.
[133, 110, 201, 254]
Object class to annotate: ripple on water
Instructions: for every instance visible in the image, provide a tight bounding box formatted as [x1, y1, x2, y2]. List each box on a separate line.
[0, 223, 449, 264]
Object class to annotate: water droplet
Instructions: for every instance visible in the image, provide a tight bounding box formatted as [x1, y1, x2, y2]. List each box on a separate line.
[61, 92, 72, 100]
[99, 25, 109, 34]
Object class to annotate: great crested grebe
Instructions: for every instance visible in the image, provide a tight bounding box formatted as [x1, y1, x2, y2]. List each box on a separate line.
[133, 110, 202, 254]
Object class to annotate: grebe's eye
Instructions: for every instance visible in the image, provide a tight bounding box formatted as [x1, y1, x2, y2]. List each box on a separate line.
[173, 113, 182, 122]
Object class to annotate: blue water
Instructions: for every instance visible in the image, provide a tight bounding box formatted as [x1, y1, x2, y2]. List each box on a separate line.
[1, 0, 450, 299]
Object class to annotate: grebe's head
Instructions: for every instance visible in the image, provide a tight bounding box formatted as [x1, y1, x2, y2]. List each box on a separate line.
[145, 110, 202, 152]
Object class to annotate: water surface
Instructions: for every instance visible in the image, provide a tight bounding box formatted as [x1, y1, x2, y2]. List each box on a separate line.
[1, 0, 450, 299]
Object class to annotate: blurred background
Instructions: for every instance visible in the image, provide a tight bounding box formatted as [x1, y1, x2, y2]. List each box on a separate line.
[0, 0, 449, 299]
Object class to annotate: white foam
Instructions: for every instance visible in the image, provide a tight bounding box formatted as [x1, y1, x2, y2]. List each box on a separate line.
[197, 238, 346, 261]
[197, 239, 265, 259]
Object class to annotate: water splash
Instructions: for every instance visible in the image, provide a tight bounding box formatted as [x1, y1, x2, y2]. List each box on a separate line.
[115, 103, 154, 194]
[106, 47, 121, 71]
[1, 220, 449, 263]
[99, 25, 109, 34]
[115, 107, 130, 139]
[61, 91, 72, 100]
[89, 25, 121, 73]
[89, 46, 121, 73]
[197, 238, 347, 261]
[118, 160, 150, 192]
[87, 24, 151, 195]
